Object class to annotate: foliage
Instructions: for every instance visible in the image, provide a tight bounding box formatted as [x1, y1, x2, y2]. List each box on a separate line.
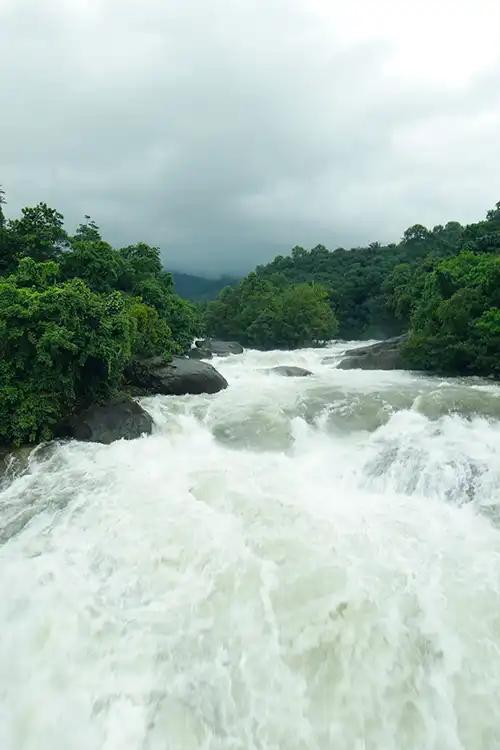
[60, 238, 125, 292]
[401, 252, 500, 376]
[205, 201, 498, 375]
[205, 273, 338, 348]
[7, 203, 68, 262]
[0, 195, 202, 445]
[242, 207, 499, 339]
[127, 299, 175, 359]
[0, 187, 18, 274]
[0, 259, 132, 445]
[0, 186, 5, 227]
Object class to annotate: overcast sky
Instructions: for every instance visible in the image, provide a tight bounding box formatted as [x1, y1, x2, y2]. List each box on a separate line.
[1, 0, 500, 275]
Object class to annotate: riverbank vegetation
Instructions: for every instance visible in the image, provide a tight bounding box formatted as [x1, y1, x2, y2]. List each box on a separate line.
[204, 274, 338, 349]
[206, 202, 500, 376]
[1, 191, 499, 445]
[0, 194, 200, 445]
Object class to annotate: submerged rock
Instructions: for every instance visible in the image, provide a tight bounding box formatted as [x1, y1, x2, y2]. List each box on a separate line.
[65, 396, 153, 444]
[266, 366, 313, 377]
[195, 339, 244, 356]
[337, 335, 408, 371]
[127, 356, 228, 396]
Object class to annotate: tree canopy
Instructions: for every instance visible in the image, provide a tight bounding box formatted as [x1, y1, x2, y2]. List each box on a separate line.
[205, 274, 338, 348]
[205, 201, 499, 375]
[0, 196, 201, 445]
[400, 252, 500, 377]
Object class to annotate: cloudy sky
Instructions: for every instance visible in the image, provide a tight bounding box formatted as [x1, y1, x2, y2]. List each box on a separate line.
[1, 0, 500, 275]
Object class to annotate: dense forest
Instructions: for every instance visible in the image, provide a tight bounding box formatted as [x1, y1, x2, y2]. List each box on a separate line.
[206, 202, 500, 376]
[0, 192, 203, 446]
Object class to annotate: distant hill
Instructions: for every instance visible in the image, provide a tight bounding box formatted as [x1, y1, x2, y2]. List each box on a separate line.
[172, 272, 238, 301]
[204, 201, 500, 341]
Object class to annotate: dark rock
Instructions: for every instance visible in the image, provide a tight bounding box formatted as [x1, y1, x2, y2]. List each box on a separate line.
[126, 356, 228, 396]
[266, 366, 313, 377]
[0, 445, 33, 488]
[187, 347, 213, 360]
[65, 396, 153, 444]
[195, 339, 243, 356]
[337, 335, 408, 371]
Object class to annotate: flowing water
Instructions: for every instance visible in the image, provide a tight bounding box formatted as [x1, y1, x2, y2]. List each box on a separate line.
[1, 342, 500, 750]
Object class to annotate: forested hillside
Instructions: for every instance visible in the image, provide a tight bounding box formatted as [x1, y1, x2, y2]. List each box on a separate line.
[206, 202, 500, 375]
[251, 207, 499, 339]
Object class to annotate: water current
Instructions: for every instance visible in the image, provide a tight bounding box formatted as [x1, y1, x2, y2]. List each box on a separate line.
[1, 342, 500, 749]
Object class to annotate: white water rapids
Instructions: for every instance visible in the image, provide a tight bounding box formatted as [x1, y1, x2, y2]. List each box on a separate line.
[1, 342, 500, 750]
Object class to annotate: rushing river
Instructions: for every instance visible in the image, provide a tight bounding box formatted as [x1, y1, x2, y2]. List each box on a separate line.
[1, 342, 500, 750]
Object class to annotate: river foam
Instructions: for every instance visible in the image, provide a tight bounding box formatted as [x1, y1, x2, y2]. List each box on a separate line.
[1, 343, 500, 749]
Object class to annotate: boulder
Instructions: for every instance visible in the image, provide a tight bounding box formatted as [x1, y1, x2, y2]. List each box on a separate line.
[195, 339, 243, 356]
[126, 356, 228, 396]
[187, 346, 213, 360]
[0, 445, 33, 488]
[266, 366, 312, 377]
[65, 396, 153, 444]
[337, 335, 408, 371]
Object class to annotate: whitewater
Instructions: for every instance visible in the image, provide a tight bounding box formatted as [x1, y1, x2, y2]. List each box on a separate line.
[1, 341, 500, 750]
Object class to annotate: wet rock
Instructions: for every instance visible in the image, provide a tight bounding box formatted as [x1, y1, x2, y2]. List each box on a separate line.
[187, 346, 213, 360]
[266, 366, 312, 377]
[195, 339, 243, 356]
[0, 445, 33, 488]
[337, 335, 408, 371]
[126, 356, 228, 396]
[65, 396, 153, 444]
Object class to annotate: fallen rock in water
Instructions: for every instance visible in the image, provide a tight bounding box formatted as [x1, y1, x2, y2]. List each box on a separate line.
[337, 335, 408, 371]
[266, 366, 313, 377]
[0, 445, 33, 488]
[65, 396, 153, 444]
[126, 356, 228, 396]
[195, 338, 243, 356]
[187, 346, 213, 360]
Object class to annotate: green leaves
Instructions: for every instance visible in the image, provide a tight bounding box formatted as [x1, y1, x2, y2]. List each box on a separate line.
[7, 203, 67, 262]
[0, 207, 202, 446]
[403, 252, 500, 377]
[205, 276, 338, 349]
[0, 268, 133, 444]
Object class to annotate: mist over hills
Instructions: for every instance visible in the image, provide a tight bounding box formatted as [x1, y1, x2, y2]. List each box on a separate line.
[172, 272, 239, 301]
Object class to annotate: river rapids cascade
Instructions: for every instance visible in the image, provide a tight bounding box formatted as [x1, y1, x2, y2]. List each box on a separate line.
[1, 341, 500, 750]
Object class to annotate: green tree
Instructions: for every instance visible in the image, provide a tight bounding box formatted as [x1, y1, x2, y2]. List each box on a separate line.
[403, 252, 500, 376]
[61, 237, 126, 293]
[74, 216, 102, 241]
[8, 202, 68, 262]
[0, 187, 20, 275]
[0, 259, 133, 445]
[0, 186, 5, 228]
[119, 242, 163, 281]
[127, 299, 175, 359]
[206, 276, 337, 349]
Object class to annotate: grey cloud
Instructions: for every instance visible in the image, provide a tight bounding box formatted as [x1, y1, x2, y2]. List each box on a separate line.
[1, 0, 499, 275]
